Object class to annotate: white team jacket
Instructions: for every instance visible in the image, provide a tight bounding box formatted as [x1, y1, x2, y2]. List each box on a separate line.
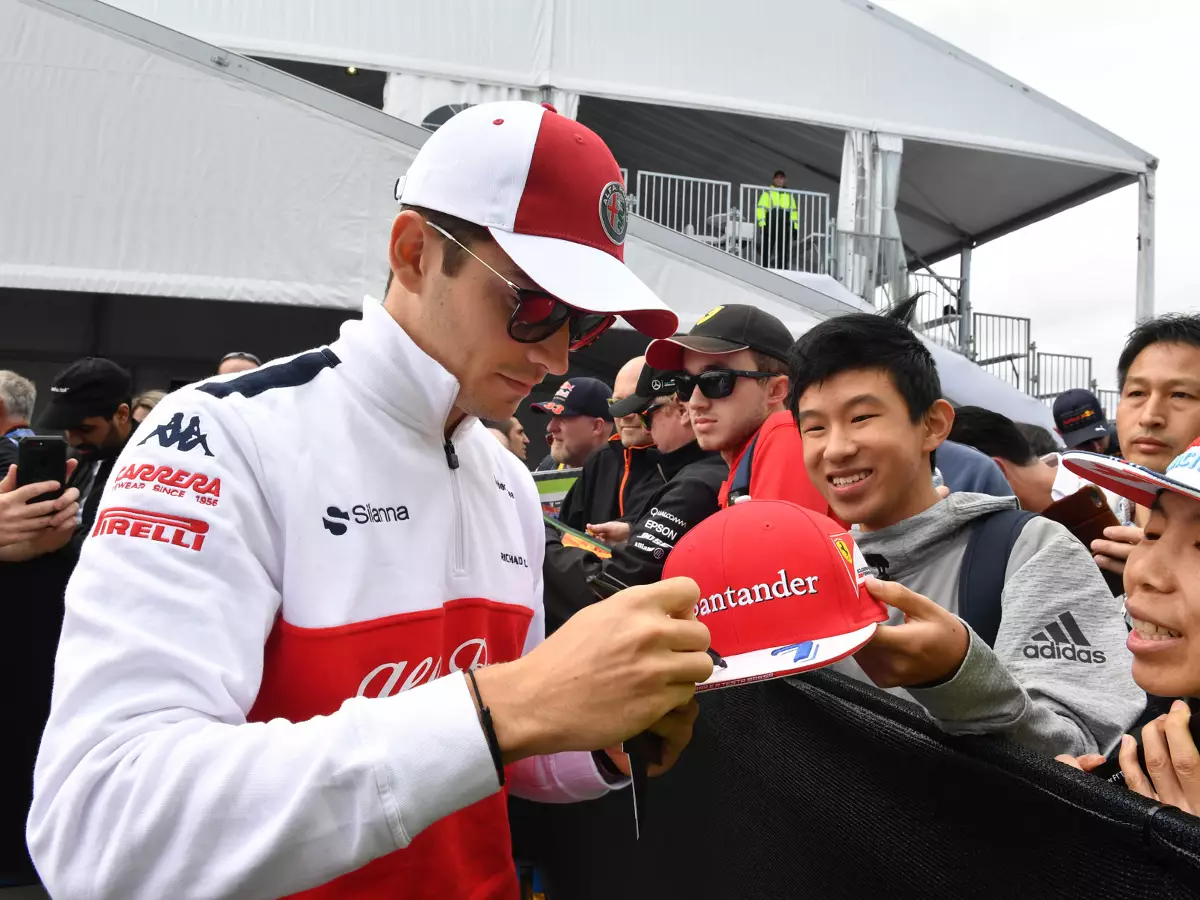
[28, 298, 616, 900]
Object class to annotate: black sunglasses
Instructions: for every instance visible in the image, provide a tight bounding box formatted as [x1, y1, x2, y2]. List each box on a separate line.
[638, 402, 670, 428]
[675, 369, 777, 402]
[426, 222, 615, 351]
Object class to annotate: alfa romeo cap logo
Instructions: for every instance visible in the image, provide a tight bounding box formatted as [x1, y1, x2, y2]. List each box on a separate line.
[599, 181, 628, 245]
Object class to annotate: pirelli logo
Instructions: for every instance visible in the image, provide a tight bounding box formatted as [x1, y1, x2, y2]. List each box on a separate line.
[92, 507, 210, 552]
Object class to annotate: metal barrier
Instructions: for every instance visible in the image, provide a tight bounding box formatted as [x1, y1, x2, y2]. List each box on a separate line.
[1033, 352, 1093, 400]
[619, 167, 628, 187]
[874, 273, 964, 347]
[973, 312, 1033, 392]
[1096, 389, 1122, 421]
[736, 185, 832, 274]
[634, 171, 731, 245]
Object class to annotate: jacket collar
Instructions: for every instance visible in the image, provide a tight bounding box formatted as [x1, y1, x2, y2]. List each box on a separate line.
[658, 440, 713, 480]
[332, 296, 469, 439]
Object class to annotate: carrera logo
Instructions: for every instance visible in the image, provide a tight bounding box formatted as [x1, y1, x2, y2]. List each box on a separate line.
[92, 507, 209, 552]
[138, 412, 214, 456]
[695, 568, 819, 618]
[114, 463, 221, 507]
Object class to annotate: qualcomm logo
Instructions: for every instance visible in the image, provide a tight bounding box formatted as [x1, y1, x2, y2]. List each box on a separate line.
[322, 502, 410, 535]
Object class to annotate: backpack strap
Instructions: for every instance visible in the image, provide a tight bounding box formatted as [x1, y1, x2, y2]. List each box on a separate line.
[957, 508, 1037, 647]
[726, 433, 760, 504]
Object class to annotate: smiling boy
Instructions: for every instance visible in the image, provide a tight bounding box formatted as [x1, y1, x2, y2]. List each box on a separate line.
[788, 313, 1142, 756]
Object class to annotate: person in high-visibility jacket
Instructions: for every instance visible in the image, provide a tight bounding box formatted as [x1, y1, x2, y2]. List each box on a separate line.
[756, 169, 798, 269]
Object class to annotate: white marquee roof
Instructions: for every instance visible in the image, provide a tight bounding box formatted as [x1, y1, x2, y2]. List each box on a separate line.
[100, 0, 1156, 263]
[0, 0, 1059, 430]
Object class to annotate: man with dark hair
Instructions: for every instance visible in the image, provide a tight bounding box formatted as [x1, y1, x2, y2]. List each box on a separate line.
[950, 405, 1120, 515]
[788, 313, 1140, 756]
[30, 101, 712, 899]
[1053, 388, 1112, 454]
[1016, 421, 1061, 457]
[1093, 313, 1200, 577]
[645, 304, 828, 517]
[40, 357, 136, 550]
[482, 416, 530, 462]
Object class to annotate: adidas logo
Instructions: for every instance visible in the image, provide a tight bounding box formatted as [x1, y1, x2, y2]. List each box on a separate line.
[1022, 611, 1106, 664]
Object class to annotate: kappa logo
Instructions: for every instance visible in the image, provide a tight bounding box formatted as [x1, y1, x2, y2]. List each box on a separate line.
[92, 507, 209, 552]
[1023, 611, 1107, 664]
[598, 181, 628, 245]
[114, 463, 221, 507]
[139, 412, 213, 456]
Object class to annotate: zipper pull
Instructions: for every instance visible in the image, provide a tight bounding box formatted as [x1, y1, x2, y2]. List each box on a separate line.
[443, 439, 460, 470]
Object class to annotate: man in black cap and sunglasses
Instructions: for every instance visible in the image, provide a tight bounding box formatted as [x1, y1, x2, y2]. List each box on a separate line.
[646, 304, 831, 517]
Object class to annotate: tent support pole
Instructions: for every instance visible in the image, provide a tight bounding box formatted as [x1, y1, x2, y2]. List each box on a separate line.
[958, 245, 973, 358]
[1136, 164, 1156, 323]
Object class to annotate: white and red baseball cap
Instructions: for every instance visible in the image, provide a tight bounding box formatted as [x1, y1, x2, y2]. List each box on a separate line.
[1064, 439, 1200, 508]
[394, 101, 677, 339]
[663, 499, 888, 691]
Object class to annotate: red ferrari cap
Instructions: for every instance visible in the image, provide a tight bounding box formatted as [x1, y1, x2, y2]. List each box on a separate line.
[664, 499, 887, 691]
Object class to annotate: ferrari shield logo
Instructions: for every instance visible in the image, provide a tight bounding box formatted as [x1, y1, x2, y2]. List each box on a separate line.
[696, 306, 724, 325]
[598, 181, 628, 245]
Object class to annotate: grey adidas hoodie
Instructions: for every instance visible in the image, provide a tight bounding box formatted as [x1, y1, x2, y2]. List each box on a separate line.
[837, 493, 1143, 757]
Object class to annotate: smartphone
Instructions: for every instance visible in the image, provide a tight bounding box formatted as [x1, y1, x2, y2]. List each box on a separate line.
[1090, 699, 1199, 784]
[1041, 486, 1125, 596]
[16, 435, 68, 504]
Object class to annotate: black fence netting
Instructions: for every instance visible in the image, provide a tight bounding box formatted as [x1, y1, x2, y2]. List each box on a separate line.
[509, 670, 1200, 899]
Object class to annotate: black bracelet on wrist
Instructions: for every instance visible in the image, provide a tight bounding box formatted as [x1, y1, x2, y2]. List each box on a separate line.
[465, 667, 506, 788]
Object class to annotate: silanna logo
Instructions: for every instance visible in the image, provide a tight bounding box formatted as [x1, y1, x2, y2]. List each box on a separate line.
[322, 502, 410, 535]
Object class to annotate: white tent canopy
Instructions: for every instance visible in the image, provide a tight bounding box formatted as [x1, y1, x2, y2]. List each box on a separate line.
[0, 0, 1058, 431]
[101, 0, 1155, 266]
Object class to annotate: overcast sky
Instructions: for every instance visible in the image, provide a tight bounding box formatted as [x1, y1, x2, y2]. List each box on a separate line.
[875, 0, 1197, 396]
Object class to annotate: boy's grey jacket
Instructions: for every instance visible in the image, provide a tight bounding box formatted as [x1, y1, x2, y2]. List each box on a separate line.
[837, 493, 1143, 757]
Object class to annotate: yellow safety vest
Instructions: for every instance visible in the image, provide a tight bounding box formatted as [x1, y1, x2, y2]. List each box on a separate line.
[756, 189, 799, 229]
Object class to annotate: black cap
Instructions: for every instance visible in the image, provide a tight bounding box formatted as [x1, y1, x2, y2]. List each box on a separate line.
[40, 358, 133, 431]
[608, 365, 679, 418]
[1053, 389, 1110, 448]
[529, 377, 613, 420]
[644, 304, 793, 371]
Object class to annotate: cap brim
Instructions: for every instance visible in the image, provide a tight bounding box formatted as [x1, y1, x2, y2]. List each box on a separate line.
[489, 228, 677, 339]
[644, 336, 750, 371]
[697, 622, 879, 693]
[608, 393, 653, 418]
[1062, 451, 1197, 509]
[1061, 423, 1110, 448]
[39, 401, 88, 431]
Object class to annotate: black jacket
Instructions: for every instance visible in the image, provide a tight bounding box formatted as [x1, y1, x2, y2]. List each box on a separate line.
[556, 436, 665, 532]
[542, 441, 727, 634]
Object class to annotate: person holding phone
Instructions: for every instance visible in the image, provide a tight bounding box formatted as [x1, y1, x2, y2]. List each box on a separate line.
[1054, 439, 1200, 811]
